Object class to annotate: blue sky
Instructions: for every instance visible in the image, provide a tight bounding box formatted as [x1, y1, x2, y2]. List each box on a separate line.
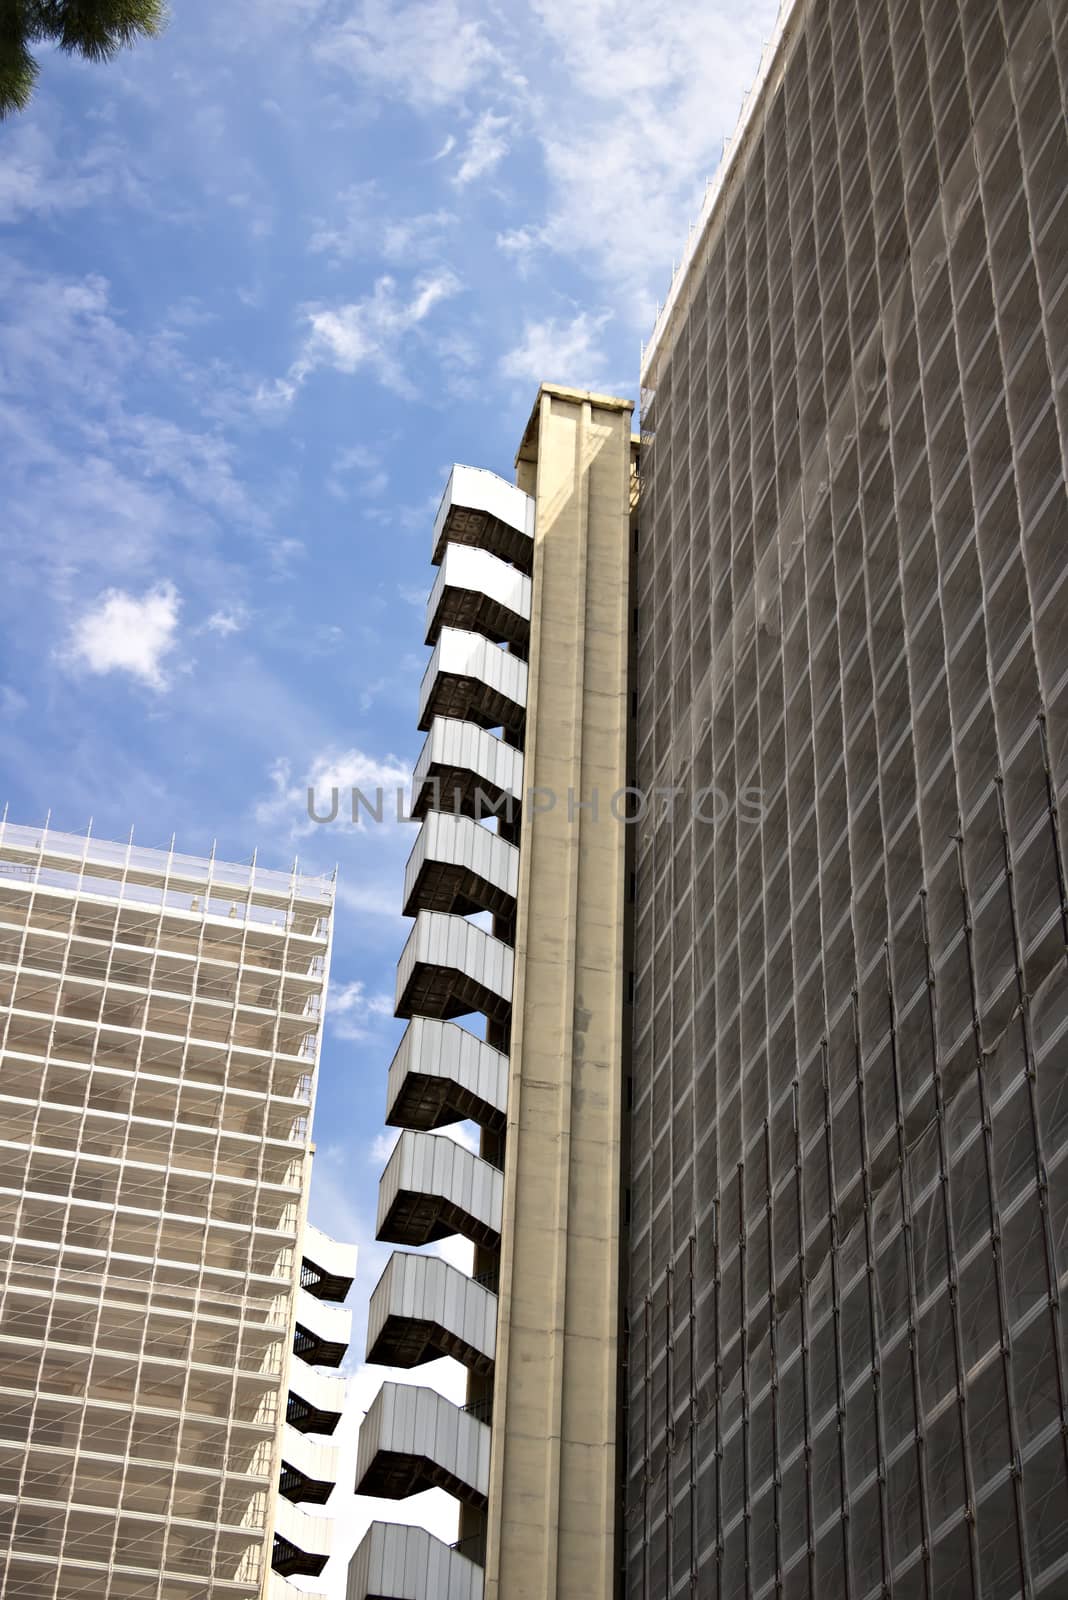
[0, 0, 781, 1583]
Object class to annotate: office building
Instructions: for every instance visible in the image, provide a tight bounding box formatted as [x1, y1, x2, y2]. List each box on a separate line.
[0, 820, 354, 1600]
[632, 0, 1068, 1594]
[352, 0, 1068, 1595]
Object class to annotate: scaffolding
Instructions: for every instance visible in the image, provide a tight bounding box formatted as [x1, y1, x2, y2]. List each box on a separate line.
[0, 820, 335, 1600]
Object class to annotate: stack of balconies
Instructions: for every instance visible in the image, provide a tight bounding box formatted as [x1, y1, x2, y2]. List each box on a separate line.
[351, 465, 534, 1598]
[271, 1221, 356, 1596]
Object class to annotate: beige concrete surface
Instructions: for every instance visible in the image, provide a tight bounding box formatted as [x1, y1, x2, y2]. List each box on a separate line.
[484, 385, 633, 1600]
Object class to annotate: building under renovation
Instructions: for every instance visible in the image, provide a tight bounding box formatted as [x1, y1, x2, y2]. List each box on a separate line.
[0, 821, 354, 1600]
[352, 0, 1068, 1595]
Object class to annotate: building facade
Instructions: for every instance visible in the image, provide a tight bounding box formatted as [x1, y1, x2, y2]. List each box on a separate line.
[631, 0, 1068, 1596]
[0, 819, 354, 1600]
[351, 0, 1068, 1596]
[352, 392, 636, 1600]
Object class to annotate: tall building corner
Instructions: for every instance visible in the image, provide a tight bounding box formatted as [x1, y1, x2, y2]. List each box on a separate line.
[352, 385, 637, 1600]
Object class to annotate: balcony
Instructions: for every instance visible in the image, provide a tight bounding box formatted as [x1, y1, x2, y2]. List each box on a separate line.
[272, 1495, 331, 1577]
[348, 1520, 484, 1599]
[395, 912, 513, 1025]
[402, 812, 519, 922]
[411, 717, 524, 824]
[418, 629, 527, 737]
[355, 1381, 490, 1508]
[366, 1251, 497, 1375]
[279, 1424, 338, 1505]
[376, 1130, 503, 1250]
[426, 544, 531, 653]
[292, 1286, 351, 1369]
[271, 1574, 325, 1600]
[302, 1222, 357, 1301]
[431, 463, 535, 574]
[386, 1016, 507, 1133]
[287, 1357, 346, 1435]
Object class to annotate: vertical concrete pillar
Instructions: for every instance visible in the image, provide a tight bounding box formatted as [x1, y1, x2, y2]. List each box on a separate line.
[485, 385, 633, 1600]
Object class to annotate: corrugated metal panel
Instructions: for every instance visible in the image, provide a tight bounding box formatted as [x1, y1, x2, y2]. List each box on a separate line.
[417, 628, 528, 728]
[273, 1494, 332, 1557]
[347, 1520, 484, 1600]
[273, 1573, 326, 1600]
[395, 912, 514, 1011]
[431, 463, 535, 563]
[386, 1016, 508, 1128]
[412, 716, 524, 811]
[279, 1423, 338, 1488]
[426, 543, 532, 641]
[288, 1355, 346, 1417]
[366, 1249, 497, 1367]
[376, 1130, 503, 1241]
[295, 1285, 352, 1347]
[403, 811, 519, 913]
[303, 1223, 357, 1286]
[355, 1382, 491, 1502]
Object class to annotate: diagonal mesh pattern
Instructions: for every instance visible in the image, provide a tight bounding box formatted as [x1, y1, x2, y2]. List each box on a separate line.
[629, 0, 1068, 1595]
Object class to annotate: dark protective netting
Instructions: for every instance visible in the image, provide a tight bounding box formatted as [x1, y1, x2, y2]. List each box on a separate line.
[627, 0, 1068, 1595]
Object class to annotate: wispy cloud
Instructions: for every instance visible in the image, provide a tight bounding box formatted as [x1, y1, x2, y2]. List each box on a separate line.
[203, 607, 248, 637]
[308, 183, 457, 265]
[315, 0, 515, 107]
[501, 309, 613, 389]
[453, 110, 511, 187]
[262, 271, 464, 405]
[257, 748, 413, 837]
[331, 980, 394, 1043]
[62, 582, 182, 691]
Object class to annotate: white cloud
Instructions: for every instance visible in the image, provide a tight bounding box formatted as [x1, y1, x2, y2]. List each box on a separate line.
[496, 224, 542, 275]
[327, 444, 389, 503]
[500, 310, 613, 390]
[369, 1128, 400, 1164]
[309, 183, 456, 265]
[331, 980, 395, 1043]
[0, 121, 156, 225]
[63, 582, 182, 691]
[453, 110, 511, 187]
[526, 0, 777, 321]
[257, 748, 413, 838]
[274, 271, 463, 402]
[315, 0, 513, 107]
[203, 607, 247, 636]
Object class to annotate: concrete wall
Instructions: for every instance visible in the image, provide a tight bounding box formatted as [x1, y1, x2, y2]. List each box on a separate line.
[484, 386, 633, 1600]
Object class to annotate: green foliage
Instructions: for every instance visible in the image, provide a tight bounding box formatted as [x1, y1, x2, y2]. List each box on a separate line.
[0, 0, 165, 117]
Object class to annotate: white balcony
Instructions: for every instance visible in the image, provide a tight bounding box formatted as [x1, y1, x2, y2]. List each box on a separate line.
[272, 1573, 326, 1600]
[279, 1423, 339, 1503]
[367, 1250, 497, 1375]
[426, 544, 531, 652]
[355, 1381, 490, 1507]
[288, 1356, 346, 1434]
[386, 1016, 508, 1133]
[347, 1521, 484, 1600]
[376, 1130, 503, 1250]
[293, 1286, 351, 1368]
[402, 812, 519, 921]
[411, 717, 524, 823]
[431, 463, 535, 574]
[273, 1494, 332, 1577]
[302, 1222, 357, 1301]
[395, 912, 514, 1025]
[418, 629, 527, 737]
